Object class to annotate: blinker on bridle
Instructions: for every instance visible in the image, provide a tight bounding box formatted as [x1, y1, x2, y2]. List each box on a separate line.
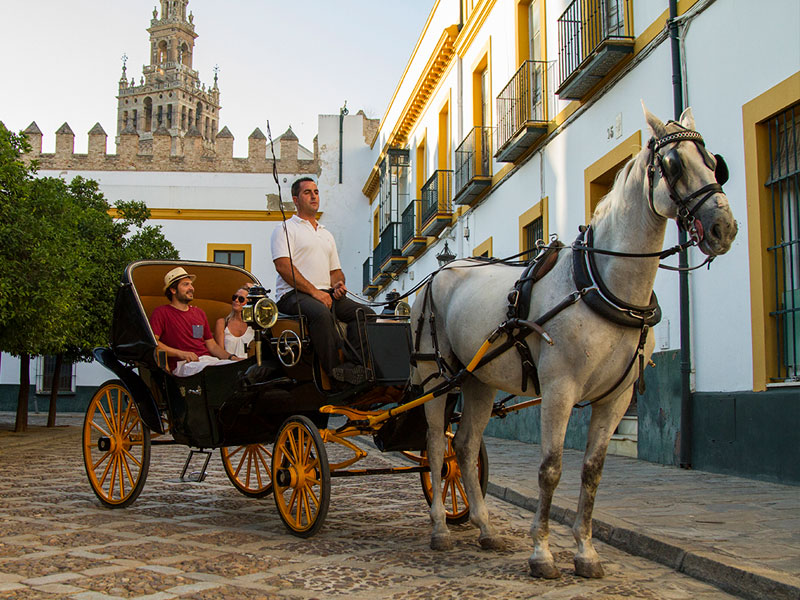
[647, 124, 728, 243]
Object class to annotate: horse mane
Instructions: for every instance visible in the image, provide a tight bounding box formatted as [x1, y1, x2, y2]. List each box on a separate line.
[589, 157, 637, 227]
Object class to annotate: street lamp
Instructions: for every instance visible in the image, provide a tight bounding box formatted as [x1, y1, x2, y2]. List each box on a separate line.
[436, 241, 456, 267]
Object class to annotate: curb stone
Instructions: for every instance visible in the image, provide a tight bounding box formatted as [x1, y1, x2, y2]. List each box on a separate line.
[488, 482, 800, 600]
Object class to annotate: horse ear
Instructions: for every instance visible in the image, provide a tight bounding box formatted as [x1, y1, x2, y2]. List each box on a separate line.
[641, 101, 666, 138]
[679, 107, 696, 130]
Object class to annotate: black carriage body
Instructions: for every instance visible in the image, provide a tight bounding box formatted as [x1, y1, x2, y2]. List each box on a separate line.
[98, 260, 422, 451]
[101, 260, 331, 448]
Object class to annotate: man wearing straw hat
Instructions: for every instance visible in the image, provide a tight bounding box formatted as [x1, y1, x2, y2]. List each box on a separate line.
[150, 266, 239, 377]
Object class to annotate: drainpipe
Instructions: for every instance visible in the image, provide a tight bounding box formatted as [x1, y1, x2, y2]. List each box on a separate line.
[669, 0, 692, 469]
[339, 101, 348, 184]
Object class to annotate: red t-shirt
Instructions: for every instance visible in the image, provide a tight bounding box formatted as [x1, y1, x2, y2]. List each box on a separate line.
[149, 304, 212, 370]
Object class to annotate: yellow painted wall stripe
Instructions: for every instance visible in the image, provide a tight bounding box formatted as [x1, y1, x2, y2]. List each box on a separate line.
[108, 208, 319, 221]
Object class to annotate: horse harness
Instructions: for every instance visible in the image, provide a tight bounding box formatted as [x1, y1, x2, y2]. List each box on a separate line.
[410, 125, 726, 404]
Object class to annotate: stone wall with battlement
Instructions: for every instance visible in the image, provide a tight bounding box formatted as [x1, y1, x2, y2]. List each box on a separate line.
[22, 122, 319, 175]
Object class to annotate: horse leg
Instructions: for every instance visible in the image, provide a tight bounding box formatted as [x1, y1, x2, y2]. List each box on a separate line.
[453, 378, 505, 550]
[572, 386, 633, 578]
[529, 389, 575, 579]
[424, 394, 452, 550]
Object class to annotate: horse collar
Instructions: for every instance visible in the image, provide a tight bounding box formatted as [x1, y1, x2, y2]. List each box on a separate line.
[573, 227, 662, 328]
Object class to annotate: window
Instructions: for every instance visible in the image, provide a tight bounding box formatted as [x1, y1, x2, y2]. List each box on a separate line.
[36, 356, 75, 395]
[473, 237, 493, 258]
[519, 198, 549, 257]
[744, 73, 800, 390]
[766, 104, 800, 382]
[584, 131, 641, 223]
[207, 243, 252, 271]
[523, 217, 544, 254]
[529, 0, 542, 62]
[214, 250, 245, 268]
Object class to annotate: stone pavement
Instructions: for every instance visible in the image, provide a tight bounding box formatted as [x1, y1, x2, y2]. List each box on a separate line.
[0, 412, 743, 599]
[481, 436, 800, 600]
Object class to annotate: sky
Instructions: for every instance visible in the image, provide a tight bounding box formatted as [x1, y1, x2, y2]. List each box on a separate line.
[0, 0, 435, 156]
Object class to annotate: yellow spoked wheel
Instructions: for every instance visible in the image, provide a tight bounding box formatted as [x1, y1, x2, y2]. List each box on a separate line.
[420, 432, 488, 525]
[272, 416, 330, 537]
[220, 444, 273, 498]
[82, 380, 151, 508]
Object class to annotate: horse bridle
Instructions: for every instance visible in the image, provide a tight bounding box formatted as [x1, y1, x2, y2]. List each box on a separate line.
[647, 124, 729, 244]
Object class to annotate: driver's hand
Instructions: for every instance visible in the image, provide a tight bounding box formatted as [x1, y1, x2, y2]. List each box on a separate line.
[332, 281, 347, 300]
[313, 288, 333, 309]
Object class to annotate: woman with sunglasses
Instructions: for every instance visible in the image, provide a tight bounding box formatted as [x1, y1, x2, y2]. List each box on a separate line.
[214, 287, 255, 359]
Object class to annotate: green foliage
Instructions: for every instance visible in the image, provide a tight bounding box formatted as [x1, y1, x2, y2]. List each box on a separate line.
[0, 122, 179, 362]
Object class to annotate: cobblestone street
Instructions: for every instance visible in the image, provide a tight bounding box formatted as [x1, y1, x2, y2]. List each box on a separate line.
[0, 419, 738, 599]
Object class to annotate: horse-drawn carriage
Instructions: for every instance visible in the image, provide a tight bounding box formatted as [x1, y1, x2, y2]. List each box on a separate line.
[83, 107, 738, 579]
[83, 259, 490, 536]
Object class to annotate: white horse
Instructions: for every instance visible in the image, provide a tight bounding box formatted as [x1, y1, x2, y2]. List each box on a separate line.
[411, 105, 737, 579]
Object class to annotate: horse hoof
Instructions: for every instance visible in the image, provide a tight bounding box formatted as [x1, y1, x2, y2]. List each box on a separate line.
[528, 558, 561, 579]
[478, 535, 506, 551]
[574, 556, 604, 578]
[430, 535, 453, 551]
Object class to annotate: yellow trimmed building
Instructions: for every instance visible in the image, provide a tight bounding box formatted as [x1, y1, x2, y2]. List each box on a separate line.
[359, 0, 800, 483]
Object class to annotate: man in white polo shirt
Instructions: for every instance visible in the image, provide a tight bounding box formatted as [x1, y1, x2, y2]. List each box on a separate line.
[270, 177, 374, 385]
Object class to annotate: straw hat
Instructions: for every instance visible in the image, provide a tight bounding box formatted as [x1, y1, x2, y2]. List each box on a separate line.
[163, 266, 196, 292]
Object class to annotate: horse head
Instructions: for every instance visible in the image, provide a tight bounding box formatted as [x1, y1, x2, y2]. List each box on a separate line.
[643, 103, 738, 256]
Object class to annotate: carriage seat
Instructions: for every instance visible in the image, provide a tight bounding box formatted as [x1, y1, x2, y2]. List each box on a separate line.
[128, 262, 259, 359]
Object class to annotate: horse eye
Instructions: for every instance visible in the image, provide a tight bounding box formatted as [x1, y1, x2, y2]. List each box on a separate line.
[714, 153, 729, 185]
[661, 150, 682, 186]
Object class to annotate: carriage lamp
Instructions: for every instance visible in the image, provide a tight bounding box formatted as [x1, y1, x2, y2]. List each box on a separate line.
[394, 301, 411, 318]
[250, 298, 279, 330]
[436, 241, 456, 267]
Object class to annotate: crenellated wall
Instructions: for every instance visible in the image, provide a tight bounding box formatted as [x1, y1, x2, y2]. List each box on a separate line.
[22, 121, 319, 175]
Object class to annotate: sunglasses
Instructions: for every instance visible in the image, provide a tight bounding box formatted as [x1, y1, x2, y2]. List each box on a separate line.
[232, 295, 247, 303]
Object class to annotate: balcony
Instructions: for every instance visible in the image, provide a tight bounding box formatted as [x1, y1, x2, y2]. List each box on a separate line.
[454, 126, 493, 205]
[420, 170, 454, 237]
[375, 222, 407, 274]
[362, 257, 378, 296]
[401, 201, 427, 257]
[556, 0, 634, 100]
[496, 61, 555, 163]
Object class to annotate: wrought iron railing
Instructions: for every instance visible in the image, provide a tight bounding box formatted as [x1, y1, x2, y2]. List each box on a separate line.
[375, 223, 400, 273]
[401, 201, 419, 247]
[496, 60, 555, 149]
[363, 257, 373, 288]
[455, 127, 493, 193]
[420, 170, 453, 227]
[557, 0, 632, 86]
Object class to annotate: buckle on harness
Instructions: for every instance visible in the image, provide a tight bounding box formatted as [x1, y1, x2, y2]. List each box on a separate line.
[507, 289, 520, 307]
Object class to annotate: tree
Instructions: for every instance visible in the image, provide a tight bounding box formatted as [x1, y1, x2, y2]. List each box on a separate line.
[0, 142, 83, 431]
[43, 188, 179, 427]
[0, 122, 179, 431]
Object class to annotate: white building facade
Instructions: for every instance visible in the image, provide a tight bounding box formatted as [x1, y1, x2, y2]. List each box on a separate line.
[358, 0, 799, 483]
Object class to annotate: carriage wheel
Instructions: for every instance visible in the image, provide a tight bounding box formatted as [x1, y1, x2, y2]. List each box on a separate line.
[420, 433, 489, 525]
[272, 416, 330, 537]
[82, 380, 151, 508]
[220, 444, 273, 498]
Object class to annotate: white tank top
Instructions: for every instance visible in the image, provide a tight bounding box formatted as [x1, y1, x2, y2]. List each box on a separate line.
[223, 324, 254, 358]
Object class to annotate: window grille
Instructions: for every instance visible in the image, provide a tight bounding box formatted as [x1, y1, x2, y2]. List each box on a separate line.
[36, 356, 75, 395]
[523, 216, 544, 256]
[213, 250, 245, 269]
[767, 103, 800, 381]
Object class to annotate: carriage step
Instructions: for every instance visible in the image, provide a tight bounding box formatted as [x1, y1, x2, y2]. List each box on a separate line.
[173, 449, 213, 483]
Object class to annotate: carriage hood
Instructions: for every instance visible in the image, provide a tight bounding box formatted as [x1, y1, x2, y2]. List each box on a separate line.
[110, 260, 260, 366]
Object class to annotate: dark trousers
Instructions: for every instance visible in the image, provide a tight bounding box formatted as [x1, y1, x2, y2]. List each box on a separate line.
[277, 291, 374, 373]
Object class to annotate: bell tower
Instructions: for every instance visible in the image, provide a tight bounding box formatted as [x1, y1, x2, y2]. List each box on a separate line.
[116, 0, 221, 149]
